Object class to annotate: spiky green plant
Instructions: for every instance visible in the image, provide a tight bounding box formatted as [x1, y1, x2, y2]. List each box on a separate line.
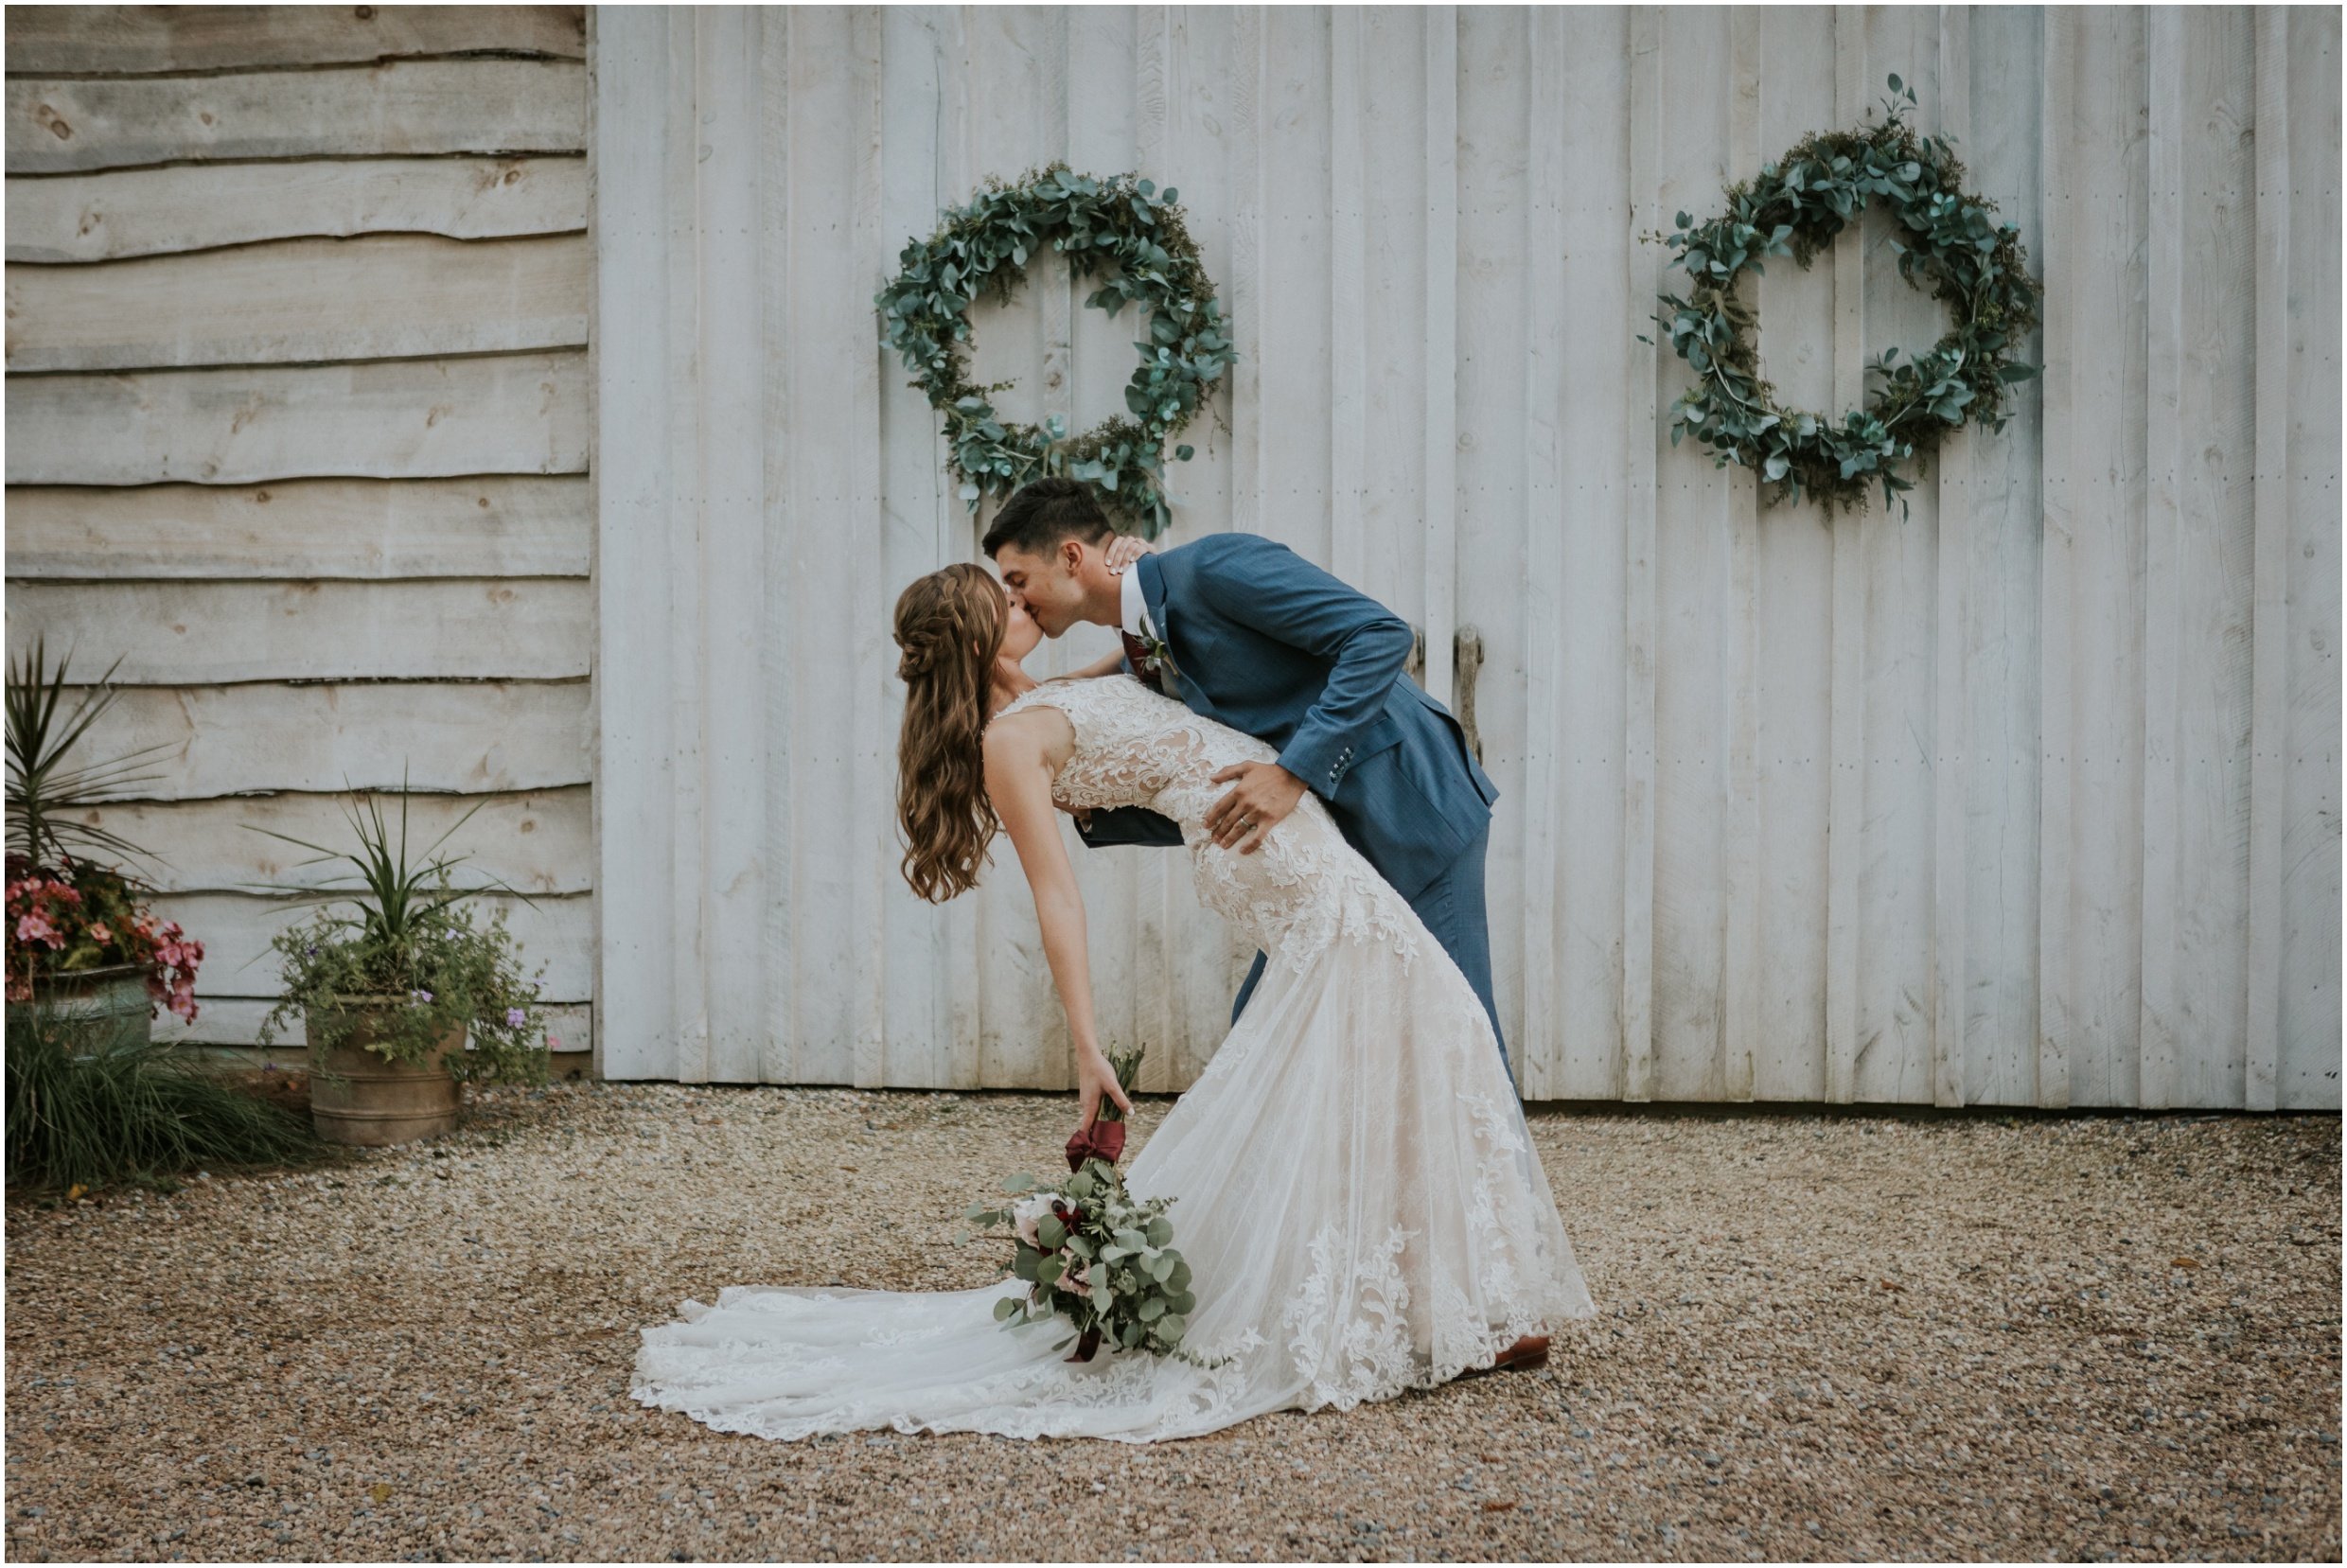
[239, 768, 553, 1084]
[5, 631, 179, 875]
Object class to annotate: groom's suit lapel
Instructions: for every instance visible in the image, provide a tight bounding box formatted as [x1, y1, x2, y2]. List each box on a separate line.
[1137, 550, 1213, 717]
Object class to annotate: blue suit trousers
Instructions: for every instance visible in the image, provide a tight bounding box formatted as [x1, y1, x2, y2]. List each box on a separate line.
[1227, 818, 1511, 1089]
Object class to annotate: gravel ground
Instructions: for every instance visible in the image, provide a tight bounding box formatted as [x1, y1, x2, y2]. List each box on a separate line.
[5, 1082, 2338, 1563]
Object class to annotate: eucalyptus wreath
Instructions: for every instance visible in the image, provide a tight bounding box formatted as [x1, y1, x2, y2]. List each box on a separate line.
[1643, 74, 2040, 517]
[875, 161, 1237, 538]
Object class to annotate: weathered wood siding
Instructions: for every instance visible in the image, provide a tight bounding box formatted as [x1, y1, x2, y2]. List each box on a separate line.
[594, 5, 2339, 1109]
[4, 5, 596, 1062]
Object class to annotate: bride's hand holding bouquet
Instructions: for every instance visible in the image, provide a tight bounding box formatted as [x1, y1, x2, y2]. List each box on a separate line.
[961, 1047, 1227, 1367]
[1071, 1039, 1135, 1163]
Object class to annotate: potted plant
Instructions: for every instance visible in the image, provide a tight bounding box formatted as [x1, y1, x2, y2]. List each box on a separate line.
[245, 770, 553, 1146]
[4, 634, 203, 1051]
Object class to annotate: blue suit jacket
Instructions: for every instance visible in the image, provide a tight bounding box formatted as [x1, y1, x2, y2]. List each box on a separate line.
[1074, 533, 1496, 900]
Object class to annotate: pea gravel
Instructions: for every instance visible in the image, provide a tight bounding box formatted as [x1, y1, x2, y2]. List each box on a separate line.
[5, 1081, 2338, 1563]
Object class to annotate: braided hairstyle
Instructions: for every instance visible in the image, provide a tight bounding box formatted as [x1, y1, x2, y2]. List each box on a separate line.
[893, 562, 1010, 902]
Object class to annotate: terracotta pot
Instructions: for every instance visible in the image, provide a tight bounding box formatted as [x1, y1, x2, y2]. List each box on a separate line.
[7, 960, 154, 1056]
[303, 995, 464, 1147]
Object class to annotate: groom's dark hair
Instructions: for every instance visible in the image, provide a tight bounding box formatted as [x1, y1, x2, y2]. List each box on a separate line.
[981, 477, 1114, 558]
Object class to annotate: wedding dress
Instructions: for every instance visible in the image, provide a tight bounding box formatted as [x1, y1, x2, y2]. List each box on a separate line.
[631, 675, 1596, 1442]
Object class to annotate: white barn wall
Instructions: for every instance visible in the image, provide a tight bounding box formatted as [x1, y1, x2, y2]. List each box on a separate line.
[594, 4, 2339, 1110]
[4, 6, 598, 1064]
[9, 6, 2325, 1109]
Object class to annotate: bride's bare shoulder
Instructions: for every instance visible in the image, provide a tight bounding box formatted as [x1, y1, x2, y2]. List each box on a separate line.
[982, 696, 1074, 764]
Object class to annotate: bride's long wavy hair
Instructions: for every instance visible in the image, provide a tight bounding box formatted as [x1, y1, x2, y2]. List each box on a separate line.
[893, 562, 1009, 902]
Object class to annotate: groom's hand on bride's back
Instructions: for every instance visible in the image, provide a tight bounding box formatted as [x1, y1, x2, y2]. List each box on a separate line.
[1205, 761, 1308, 854]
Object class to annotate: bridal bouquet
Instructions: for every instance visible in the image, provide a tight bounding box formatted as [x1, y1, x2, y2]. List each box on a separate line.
[960, 1048, 1206, 1364]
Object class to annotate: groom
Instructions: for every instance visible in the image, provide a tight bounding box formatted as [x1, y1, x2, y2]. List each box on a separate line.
[983, 476, 1511, 1082]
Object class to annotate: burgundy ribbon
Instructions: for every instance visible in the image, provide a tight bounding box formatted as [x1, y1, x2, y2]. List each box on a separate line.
[1063, 1117, 1126, 1172]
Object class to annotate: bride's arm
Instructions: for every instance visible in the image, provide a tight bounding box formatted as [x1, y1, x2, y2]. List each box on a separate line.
[1050, 648, 1129, 682]
[981, 715, 1135, 1128]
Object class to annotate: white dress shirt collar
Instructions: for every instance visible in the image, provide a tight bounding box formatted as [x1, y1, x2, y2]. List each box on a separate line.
[1120, 561, 1156, 641]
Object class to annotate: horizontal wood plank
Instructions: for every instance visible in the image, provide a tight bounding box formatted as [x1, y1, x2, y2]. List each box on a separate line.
[4, 7, 587, 73]
[40, 786, 592, 897]
[162, 998, 594, 1056]
[6, 350, 590, 484]
[8, 232, 589, 371]
[41, 679, 591, 798]
[6, 157, 587, 262]
[140, 889, 594, 1002]
[5, 476, 591, 578]
[157, 1004, 591, 1051]
[9, 576, 591, 681]
[7, 61, 587, 173]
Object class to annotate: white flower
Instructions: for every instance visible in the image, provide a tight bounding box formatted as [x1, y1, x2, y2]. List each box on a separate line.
[1012, 1193, 1053, 1249]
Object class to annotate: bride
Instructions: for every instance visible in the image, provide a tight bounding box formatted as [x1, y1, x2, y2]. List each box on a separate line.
[630, 562, 1596, 1443]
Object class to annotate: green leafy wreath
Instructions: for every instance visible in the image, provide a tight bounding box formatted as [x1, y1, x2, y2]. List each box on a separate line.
[1643, 75, 2040, 517]
[874, 161, 1237, 538]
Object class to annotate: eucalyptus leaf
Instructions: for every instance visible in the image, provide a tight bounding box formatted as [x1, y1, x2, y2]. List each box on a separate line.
[876, 159, 1235, 539]
[1645, 74, 2039, 515]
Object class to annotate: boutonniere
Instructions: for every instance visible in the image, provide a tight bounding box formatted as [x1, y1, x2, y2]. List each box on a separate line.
[1138, 630, 1177, 678]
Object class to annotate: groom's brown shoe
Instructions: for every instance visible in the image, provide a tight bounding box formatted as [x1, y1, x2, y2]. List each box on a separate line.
[1461, 1333, 1549, 1378]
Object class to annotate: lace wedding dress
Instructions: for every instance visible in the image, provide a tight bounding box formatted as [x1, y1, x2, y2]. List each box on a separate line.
[631, 675, 1596, 1442]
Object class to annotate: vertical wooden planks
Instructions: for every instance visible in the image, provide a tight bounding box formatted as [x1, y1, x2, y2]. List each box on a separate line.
[1328, 7, 1368, 594]
[1854, 4, 1946, 1107]
[1649, 3, 1734, 1101]
[591, 6, 684, 1080]
[766, 7, 888, 1088]
[1517, 6, 1566, 1097]
[1958, 4, 2048, 1108]
[1620, 4, 1660, 1102]
[1164, 3, 1256, 1081]
[845, 7, 891, 1091]
[1423, 5, 1460, 711]
[1752, 4, 1839, 1104]
[1929, 3, 1975, 1110]
[1824, 5, 1867, 1105]
[2276, 4, 2342, 1107]
[1720, 5, 1764, 1105]
[2139, 5, 2185, 1111]
[876, 4, 955, 1088]
[960, 3, 1063, 1090]
[2166, 8, 2258, 1111]
[698, 5, 770, 1085]
[1455, 6, 1531, 1069]
[934, 5, 986, 1093]
[1255, 6, 1332, 569]
[2074, 7, 2155, 1107]
[2037, 3, 2077, 1108]
[1129, 4, 1181, 1091]
[1357, 9, 1431, 633]
[571, 4, 2338, 1106]
[1555, 5, 1633, 1101]
[1064, 1, 1145, 1085]
[2245, 4, 2288, 1112]
[669, 8, 715, 1085]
